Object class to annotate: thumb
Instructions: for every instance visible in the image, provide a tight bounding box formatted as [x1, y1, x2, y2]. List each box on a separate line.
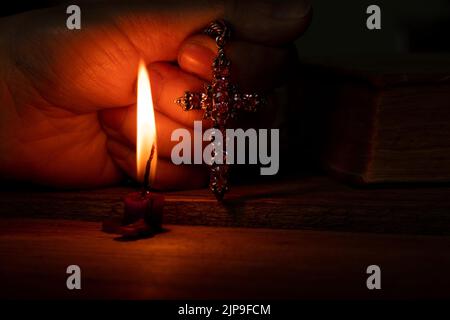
[225, 0, 312, 45]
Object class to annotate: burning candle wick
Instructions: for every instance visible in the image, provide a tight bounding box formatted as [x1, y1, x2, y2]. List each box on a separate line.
[142, 144, 155, 195]
[101, 62, 164, 240]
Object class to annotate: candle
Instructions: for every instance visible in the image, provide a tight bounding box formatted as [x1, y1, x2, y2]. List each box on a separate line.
[103, 61, 165, 239]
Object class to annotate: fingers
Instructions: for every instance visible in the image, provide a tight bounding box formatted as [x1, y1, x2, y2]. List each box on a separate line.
[148, 62, 211, 127]
[11, 0, 310, 113]
[177, 34, 297, 90]
[97, 62, 209, 130]
[100, 105, 196, 160]
[99, 61, 212, 159]
[106, 138, 208, 190]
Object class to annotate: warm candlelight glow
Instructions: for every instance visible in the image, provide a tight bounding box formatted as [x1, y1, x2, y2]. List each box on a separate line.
[137, 60, 157, 183]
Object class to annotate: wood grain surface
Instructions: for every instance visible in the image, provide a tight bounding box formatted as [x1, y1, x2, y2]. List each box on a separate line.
[1, 176, 450, 234]
[0, 219, 450, 299]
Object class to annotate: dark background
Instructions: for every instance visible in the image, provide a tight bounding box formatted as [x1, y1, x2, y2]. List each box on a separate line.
[3, 0, 450, 55]
[297, 0, 450, 56]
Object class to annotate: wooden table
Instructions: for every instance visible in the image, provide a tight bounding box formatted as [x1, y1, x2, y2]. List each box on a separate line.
[1, 176, 450, 299]
[1, 218, 450, 299]
[1, 176, 450, 234]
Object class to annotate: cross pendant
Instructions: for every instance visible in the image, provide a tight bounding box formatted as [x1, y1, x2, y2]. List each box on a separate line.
[175, 21, 264, 199]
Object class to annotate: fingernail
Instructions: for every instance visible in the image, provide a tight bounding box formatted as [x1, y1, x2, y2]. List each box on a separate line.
[179, 41, 216, 79]
[272, 0, 312, 20]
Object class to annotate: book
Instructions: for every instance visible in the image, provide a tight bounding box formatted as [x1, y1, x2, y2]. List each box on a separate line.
[297, 54, 450, 184]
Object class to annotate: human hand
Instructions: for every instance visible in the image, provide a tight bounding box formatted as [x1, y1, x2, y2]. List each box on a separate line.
[0, 0, 311, 189]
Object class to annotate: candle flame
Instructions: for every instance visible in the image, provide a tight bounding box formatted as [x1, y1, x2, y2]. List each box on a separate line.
[137, 60, 157, 183]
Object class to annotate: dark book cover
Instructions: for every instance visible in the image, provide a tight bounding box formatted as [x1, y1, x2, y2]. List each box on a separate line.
[298, 54, 450, 184]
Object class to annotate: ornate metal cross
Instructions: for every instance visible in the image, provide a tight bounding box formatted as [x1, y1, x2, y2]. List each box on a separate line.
[176, 20, 264, 200]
